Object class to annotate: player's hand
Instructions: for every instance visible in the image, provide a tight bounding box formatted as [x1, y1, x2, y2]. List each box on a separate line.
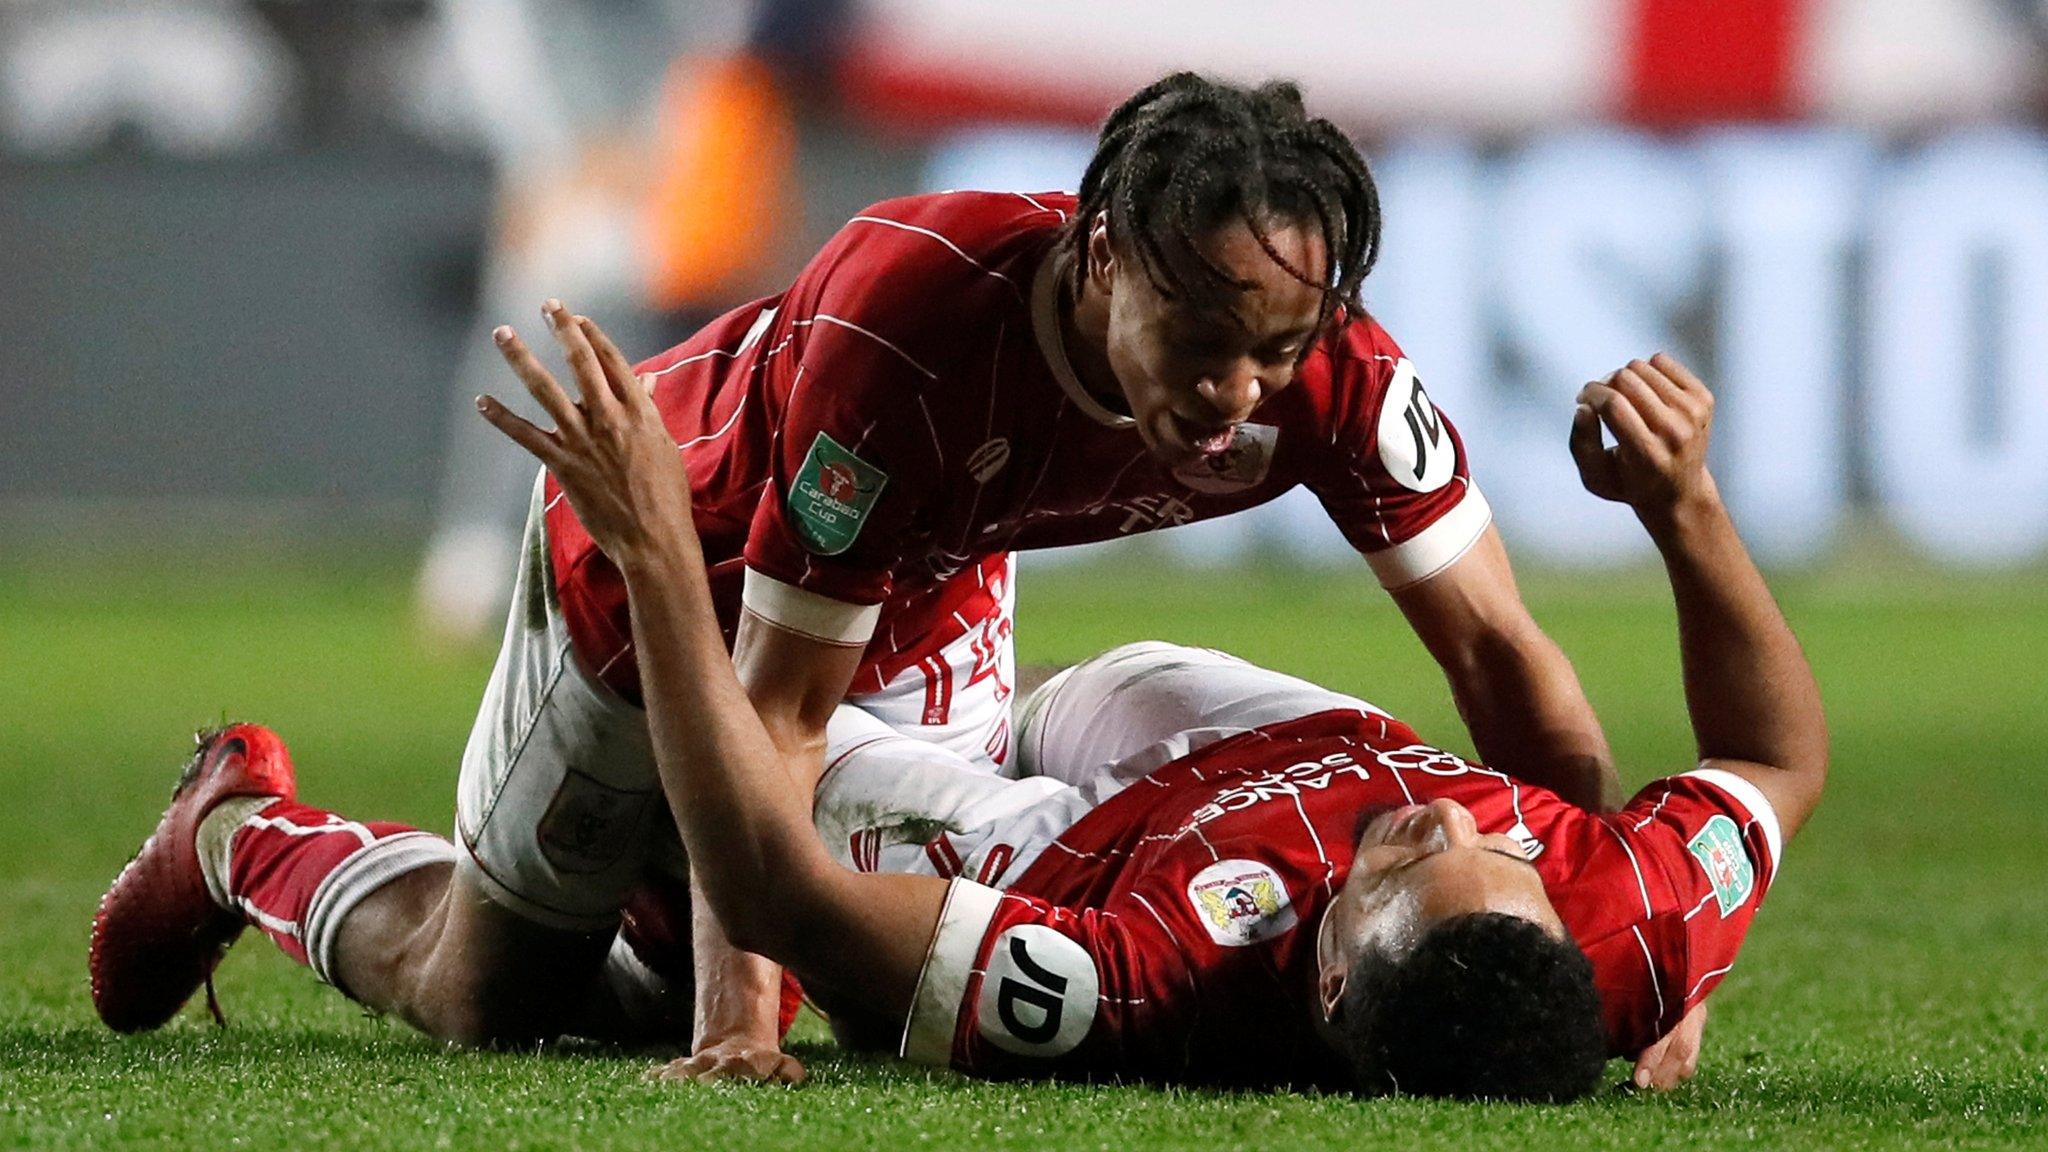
[1632, 1001, 1707, 1091]
[1568, 353, 1719, 525]
[648, 1037, 808, 1086]
[476, 300, 694, 568]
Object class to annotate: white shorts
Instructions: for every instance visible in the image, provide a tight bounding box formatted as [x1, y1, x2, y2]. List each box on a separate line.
[1016, 640, 1384, 785]
[812, 641, 1385, 889]
[455, 475, 1019, 930]
[838, 555, 1019, 774]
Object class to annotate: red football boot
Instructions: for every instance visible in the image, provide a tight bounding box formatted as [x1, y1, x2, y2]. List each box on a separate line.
[89, 723, 297, 1032]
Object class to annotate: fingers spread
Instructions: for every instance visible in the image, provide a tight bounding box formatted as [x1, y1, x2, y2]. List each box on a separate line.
[493, 325, 583, 438]
[545, 300, 618, 421]
[580, 316, 644, 409]
[475, 394, 561, 465]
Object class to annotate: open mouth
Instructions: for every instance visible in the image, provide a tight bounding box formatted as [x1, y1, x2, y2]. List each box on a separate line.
[1171, 413, 1238, 456]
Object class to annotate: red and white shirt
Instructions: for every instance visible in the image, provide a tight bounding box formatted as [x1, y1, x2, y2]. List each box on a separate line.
[546, 191, 1490, 699]
[901, 710, 1783, 1088]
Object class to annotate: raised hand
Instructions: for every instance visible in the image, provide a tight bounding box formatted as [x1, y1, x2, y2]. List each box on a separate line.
[1568, 353, 1719, 524]
[476, 300, 694, 568]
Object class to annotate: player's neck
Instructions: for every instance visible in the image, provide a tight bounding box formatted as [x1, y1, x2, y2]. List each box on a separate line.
[1062, 270, 1132, 417]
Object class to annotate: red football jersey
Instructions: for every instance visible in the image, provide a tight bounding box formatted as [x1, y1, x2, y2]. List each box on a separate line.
[546, 191, 1490, 697]
[900, 710, 1783, 1088]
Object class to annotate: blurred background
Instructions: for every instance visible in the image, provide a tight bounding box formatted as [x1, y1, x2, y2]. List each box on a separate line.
[2, 0, 2046, 638]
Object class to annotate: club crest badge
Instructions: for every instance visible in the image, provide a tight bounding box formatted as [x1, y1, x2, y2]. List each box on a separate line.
[1172, 424, 1278, 494]
[1687, 815, 1755, 917]
[537, 770, 654, 875]
[1186, 859, 1298, 947]
[790, 432, 888, 555]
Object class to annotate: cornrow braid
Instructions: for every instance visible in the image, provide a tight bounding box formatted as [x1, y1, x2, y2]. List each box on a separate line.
[1070, 73, 1383, 324]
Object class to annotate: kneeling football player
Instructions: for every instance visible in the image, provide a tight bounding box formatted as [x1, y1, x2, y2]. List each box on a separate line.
[474, 341, 1824, 1098]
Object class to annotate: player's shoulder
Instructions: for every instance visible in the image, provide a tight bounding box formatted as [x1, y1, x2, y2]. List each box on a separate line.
[832, 190, 1073, 277]
[1273, 309, 1414, 434]
[1308, 309, 1406, 381]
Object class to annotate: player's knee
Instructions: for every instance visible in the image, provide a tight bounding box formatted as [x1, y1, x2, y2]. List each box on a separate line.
[1090, 639, 1198, 668]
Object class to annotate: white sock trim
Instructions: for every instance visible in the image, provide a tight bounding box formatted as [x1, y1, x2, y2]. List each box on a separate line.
[197, 796, 282, 910]
[302, 832, 458, 989]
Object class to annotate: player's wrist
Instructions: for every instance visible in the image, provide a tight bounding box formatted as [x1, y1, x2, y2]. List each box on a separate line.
[1637, 478, 1727, 550]
[613, 530, 705, 584]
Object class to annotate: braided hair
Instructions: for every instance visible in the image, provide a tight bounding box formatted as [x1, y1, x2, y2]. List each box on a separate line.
[1069, 73, 1382, 325]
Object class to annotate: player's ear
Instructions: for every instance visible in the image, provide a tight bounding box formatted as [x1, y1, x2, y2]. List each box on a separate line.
[1086, 212, 1117, 285]
[1319, 959, 1348, 1021]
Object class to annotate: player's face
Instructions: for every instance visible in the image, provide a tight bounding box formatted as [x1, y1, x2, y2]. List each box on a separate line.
[1095, 216, 1328, 468]
[1313, 798, 1564, 1017]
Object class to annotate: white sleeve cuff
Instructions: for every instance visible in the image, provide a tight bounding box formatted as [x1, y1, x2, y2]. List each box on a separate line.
[740, 568, 880, 646]
[1682, 767, 1785, 880]
[1364, 484, 1493, 590]
[900, 879, 1004, 1067]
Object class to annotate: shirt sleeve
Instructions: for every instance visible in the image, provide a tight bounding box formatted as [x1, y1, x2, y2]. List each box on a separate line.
[900, 879, 1194, 1080]
[1305, 324, 1493, 590]
[1622, 769, 1785, 1026]
[740, 264, 951, 641]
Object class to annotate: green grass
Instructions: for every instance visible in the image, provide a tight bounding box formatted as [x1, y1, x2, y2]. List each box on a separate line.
[3, 550, 2044, 1149]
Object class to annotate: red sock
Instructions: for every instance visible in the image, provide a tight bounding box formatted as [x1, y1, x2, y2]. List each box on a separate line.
[225, 800, 455, 987]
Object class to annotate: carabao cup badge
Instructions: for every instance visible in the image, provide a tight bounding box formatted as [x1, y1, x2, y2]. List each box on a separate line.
[791, 432, 888, 555]
[1687, 815, 1756, 917]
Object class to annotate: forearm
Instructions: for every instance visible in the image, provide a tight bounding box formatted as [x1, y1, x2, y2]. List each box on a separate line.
[1449, 632, 1621, 812]
[617, 542, 823, 954]
[1395, 530, 1620, 811]
[1645, 488, 1827, 781]
[691, 878, 789, 1045]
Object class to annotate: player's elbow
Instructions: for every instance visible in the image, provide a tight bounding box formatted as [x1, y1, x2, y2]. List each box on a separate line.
[719, 911, 790, 960]
[711, 881, 801, 959]
[709, 843, 838, 961]
[1776, 684, 1832, 804]
[1789, 716, 1831, 806]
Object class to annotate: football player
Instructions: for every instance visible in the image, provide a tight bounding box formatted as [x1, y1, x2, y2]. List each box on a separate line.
[489, 341, 1822, 1097]
[91, 74, 1618, 1080]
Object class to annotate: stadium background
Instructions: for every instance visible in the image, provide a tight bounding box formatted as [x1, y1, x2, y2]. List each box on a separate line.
[3, 2, 2044, 1149]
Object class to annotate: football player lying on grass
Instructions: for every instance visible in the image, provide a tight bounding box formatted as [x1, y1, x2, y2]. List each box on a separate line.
[476, 332, 1826, 1099]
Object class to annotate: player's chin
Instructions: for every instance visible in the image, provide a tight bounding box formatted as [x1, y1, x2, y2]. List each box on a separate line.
[1140, 412, 1205, 468]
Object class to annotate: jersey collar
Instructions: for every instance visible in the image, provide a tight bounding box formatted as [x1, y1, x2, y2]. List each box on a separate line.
[1031, 252, 1136, 429]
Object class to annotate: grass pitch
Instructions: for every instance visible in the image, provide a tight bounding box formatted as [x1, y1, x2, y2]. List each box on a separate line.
[2, 548, 2044, 1149]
